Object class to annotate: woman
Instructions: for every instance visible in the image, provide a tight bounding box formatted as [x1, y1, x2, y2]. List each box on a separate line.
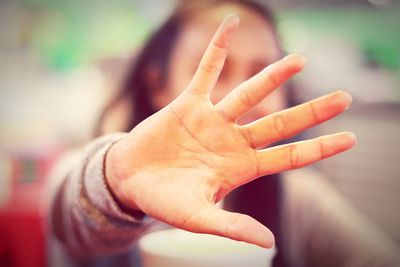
[49, 1, 399, 267]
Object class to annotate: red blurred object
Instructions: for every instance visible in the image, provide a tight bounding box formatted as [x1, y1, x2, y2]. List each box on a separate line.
[0, 187, 47, 267]
[0, 145, 64, 267]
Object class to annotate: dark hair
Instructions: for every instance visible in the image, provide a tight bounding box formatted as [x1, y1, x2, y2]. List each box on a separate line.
[95, 0, 278, 135]
[96, 4, 290, 264]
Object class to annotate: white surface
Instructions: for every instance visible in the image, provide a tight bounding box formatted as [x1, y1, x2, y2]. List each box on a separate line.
[139, 228, 276, 267]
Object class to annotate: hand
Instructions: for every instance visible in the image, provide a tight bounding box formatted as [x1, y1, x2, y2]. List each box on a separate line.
[106, 14, 356, 249]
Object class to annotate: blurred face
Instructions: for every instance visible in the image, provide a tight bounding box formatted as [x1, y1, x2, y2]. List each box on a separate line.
[154, 4, 286, 124]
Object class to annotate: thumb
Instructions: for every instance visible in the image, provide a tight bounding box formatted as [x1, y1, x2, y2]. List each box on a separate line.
[197, 205, 275, 249]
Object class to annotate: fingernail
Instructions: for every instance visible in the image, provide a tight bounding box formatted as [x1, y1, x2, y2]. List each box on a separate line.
[225, 13, 240, 25]
[260, 234, 275, 249]
[336, 90, 353, 110]
[337, 131, 357, 147]
[284, 53, 307, 64]
[257, 227, 275, 249]
[346, 132, 357, 145]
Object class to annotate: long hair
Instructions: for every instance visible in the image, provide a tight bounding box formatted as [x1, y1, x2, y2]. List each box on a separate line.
[96, 2, 291, 266]
[95, 0, 278, 135]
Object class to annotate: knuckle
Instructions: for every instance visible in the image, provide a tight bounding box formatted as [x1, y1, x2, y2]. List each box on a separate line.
[200, 63, 220, 74]
[319, 138, 328, 159]
[267, 72, 280, 88]
[289, 145, 299, 169]
[273, 114, 287, 140]
[212, 39, 228, 50]
[308, 102, 321, 124]
[236, 89, 254, 108]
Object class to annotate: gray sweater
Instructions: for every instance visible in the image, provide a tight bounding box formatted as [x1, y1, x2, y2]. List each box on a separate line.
[48, 133, 400, 267]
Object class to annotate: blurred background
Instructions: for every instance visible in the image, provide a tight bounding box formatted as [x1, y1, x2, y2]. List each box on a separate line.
[0, 0, 399, 266]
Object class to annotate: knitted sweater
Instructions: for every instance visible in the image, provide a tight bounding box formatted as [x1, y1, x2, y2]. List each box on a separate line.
[48, 133, 400, 267]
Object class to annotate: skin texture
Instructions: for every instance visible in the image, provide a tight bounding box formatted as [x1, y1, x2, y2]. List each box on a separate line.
[154, 4, 286, 124]
[105, 14, 356, 249]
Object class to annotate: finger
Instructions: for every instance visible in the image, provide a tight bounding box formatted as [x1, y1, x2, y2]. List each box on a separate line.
[215, 54, 306, 121]
[255, 132, 356, 176]
[186, 14, 239, 95]
[242, 90, 353, 148]
[195, 206, 274, 249]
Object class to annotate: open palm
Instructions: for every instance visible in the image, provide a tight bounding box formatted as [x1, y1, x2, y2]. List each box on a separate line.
[106, 14, 355, 248]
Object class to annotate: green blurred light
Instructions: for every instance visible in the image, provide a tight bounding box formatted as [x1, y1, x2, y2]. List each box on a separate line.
[279, 6, 400, 69]
[26, 0, 150, 71]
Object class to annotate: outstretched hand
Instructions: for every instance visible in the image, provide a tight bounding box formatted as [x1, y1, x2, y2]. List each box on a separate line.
[106, 14, 356, 249]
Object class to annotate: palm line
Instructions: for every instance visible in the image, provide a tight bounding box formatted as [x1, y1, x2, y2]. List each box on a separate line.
[168, 104, 224, 158]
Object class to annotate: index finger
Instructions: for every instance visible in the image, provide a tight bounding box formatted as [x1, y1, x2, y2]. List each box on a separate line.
[186, 14, 239, 95]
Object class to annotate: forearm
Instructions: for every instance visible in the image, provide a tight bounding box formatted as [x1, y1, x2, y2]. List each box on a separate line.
[49, 133, 152, 259]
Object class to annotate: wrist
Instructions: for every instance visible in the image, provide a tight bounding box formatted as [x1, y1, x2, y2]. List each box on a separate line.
[105, 141, 143, 215]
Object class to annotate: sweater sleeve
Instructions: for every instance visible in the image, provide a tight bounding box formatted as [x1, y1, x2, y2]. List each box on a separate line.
[280, 169, 400, 267]
[48, 133, 153, 259]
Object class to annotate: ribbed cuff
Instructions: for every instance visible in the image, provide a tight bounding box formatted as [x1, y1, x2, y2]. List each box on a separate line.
[84, 133, 146, 223]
